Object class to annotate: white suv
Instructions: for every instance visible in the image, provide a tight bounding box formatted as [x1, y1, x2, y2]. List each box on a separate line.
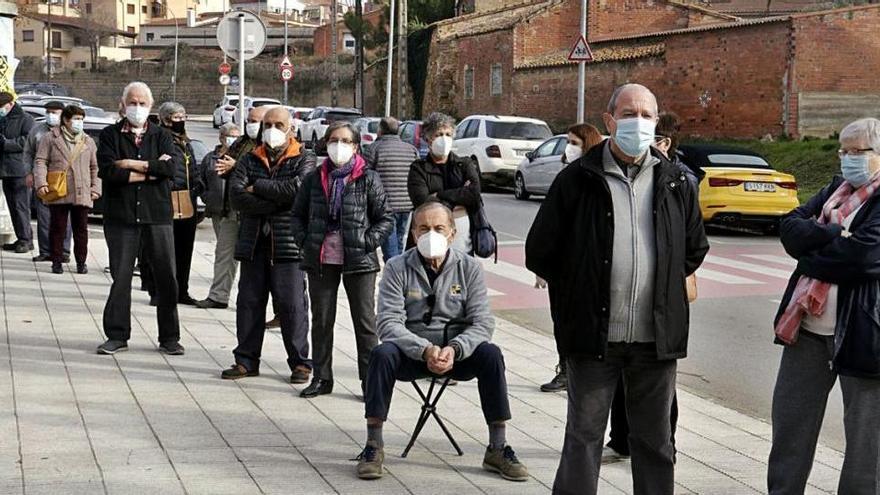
[231, 97, 281, 125]
[452, 115, 553, 185]
[299, 106, 363, 151]
[212, 95, 242, 128]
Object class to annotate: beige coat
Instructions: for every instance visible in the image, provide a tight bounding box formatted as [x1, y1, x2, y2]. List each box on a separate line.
[34, 127, 101, 207]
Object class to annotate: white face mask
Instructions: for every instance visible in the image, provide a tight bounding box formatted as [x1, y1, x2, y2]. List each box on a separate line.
[262, 127, 288, 149]
[125, 105, 150, 127]
[417, 230, 449, 260]
[613, 117, 656, 158]
[245, 122, 261, 140]
[327, 142, 355, 166]
[430, 135, 454, 159]
[70, 119, 84, 134]
[46, 113, 61, 127]
[564, 143, 583, 164]
[225, 136, 237, 147]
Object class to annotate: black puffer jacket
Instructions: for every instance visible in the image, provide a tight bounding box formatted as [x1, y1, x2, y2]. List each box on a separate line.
[0, 104, 36, 178]
[230, 139, 316, 263]
[407, 152, 481, 214]
[292, 155, 393, 275]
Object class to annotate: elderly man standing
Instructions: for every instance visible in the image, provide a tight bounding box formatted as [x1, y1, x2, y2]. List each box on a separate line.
[0, 92, 36, 253]
[355, 201, 528, 482]
[526, 84, 709, 495]
[221, 107, 314, 383]
[97, 82, 184, 356]
[364, 117, 419, 261]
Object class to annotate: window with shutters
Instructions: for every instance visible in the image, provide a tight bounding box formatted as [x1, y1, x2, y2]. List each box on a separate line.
[463, 66, 474, 100]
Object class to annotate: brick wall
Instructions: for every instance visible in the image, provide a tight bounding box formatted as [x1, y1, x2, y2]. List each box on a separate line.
[588, 0, 689, 40]
[515, 0, 581, 60]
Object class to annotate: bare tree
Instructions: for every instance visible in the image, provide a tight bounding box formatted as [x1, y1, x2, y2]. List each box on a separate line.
[79, 9, 117, 70]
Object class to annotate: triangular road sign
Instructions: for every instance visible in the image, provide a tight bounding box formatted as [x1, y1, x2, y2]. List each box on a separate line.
[280, 55, 292, 67]
[568, 35, 593, 62]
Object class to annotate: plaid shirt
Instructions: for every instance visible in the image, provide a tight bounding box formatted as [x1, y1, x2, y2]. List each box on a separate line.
[121, 119, 149, 147]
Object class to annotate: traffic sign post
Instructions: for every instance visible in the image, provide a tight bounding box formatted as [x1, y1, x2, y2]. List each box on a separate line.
[219, 74, 231, 86]
[216, 10, 267, 131]
[568, 35, 593, 62]
[280, 56, 293, 82]
[569, 33, 593, 123]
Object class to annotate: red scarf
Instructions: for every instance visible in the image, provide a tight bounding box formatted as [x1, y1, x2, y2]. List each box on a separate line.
[775, 173, 880, 344]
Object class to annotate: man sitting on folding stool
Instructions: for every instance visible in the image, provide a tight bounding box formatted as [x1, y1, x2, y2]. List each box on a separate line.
[355, 201, 529, 482]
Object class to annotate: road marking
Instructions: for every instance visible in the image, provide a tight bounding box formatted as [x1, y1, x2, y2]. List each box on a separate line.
[696, 267, 761, 285]
[703, 255, 793, 279]
[742, 254, 797, 267]
[480, 258, 535, 286]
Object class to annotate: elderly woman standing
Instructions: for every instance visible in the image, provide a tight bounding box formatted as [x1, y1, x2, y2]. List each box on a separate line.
[407, 112, 481, 253]
[292, 121, 393, 399]
[34, 104, 100, 274]
[158, 102, 199, 306]
[768, 117, 880, 494]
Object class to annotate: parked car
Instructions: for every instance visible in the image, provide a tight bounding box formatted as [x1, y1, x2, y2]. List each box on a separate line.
[353, 117, 381, 151]
[286, 106, 313, 141]
[299, 106, 363, 153]
[453, 115, 553, 186]
[14, 82, 70, 96]
[16, 94, 92, 107]
[24, 102, 116, 126]
[399, 120, 429, 159]
[677, 144, 799, 232]
[514, 134, 568, 200]
[213, 94, 242, 128]
[231, 97, 281, 124]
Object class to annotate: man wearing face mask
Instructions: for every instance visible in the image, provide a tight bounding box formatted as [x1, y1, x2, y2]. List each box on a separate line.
[222, 107, 315, 384]
[0, 92, 36, 254]
[354, 201, 528, 482]
[25, 100, 72, 263]
[526, 83, 709, 495]
[96, 81, 184, 356]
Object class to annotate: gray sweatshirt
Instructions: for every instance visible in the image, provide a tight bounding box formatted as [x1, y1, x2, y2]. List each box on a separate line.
[602, 142, 659, 343]
[376, 247, 495, 361]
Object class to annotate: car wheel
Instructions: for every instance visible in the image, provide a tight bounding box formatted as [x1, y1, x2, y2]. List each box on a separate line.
[514, 173, 530, 200]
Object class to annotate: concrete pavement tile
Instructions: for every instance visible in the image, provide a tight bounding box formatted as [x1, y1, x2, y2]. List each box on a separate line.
[105, 479, 186, 495]
[178, 474, 262, 495]
[91, 447, 169, 468]
[165, 447, 238, 465]
[224, 433, 294, 448]
[24, 480, 104, 495]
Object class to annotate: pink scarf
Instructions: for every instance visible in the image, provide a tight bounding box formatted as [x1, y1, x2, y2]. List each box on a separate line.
[775, 173, 880, 344]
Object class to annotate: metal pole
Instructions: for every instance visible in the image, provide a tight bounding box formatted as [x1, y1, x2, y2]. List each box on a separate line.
[46, 0, 51, 82]
[396, 0, 406, 117]
[283, 0, 288, 105]
[355, 0, 363, 111]
[238, 12, 246, 133]
[384, 0, 395, 117]
[576, 0, 586, 123]
[173, 17, 179, 100]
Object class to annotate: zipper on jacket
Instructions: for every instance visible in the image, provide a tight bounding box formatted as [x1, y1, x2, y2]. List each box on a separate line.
[628, 181, 638, 343]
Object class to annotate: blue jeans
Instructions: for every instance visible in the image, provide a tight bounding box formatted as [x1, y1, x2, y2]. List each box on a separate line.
[380, 211, 410, 262]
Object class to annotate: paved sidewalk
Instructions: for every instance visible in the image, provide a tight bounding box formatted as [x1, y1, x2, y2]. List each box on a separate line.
[0, 225, 844, 494]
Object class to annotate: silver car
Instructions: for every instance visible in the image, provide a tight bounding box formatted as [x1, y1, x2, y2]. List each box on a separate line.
[514, 134, 568, 200]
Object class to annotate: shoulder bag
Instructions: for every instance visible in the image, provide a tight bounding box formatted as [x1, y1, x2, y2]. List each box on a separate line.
[171, 152, 195, 220]
[39, 139, 86, 203]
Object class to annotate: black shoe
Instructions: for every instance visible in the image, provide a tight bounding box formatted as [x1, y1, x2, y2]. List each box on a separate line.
[2, 242, 17, 251]
[300, 378, 333, 398]
[159, 342, 185, 355]
[97, 339, 128, 355]
[540, 365, 567, 392]
[290, 365, 312, 384]
[62, 254, 70, 263]
[149, 296, 158, 307]
[178, 294, 198, 306]
[76, 263, 88, 274]
[265, 316, 280, 329]
[194, 298, 228, 309]
[14, 241, 32, 254]
[32, 254, 51, 262]
[222, 364, 259, 380]
[51, 262, 63, 274]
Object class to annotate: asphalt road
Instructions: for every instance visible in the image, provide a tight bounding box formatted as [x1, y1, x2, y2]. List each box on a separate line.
[187, 120, 845, 450]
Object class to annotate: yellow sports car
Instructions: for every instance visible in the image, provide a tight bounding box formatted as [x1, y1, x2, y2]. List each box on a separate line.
[678, 144, 800, 232]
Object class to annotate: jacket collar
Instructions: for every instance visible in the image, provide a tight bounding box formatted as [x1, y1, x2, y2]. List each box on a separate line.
[252, 138, 302, 170]
[404, 246, 463, 282]
[580, 139, 680, 183]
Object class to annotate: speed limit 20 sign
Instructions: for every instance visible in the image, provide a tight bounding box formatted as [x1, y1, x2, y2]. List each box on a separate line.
[279, 56, 293, 81]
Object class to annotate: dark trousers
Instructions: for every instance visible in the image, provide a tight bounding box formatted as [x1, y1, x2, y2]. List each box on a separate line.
[173, 215, 198, 298]
[309, 265, 378, 381]
[607, 375, 679, 456]
[48, 204, 89, 264]
[234, 240, 311, 372]
[2, 177, 33, 244]
[380, 211, 410, 262]
[365, 342, 512, 423]
[103, 222, 179, 344]
[34, 191, 70, 256]
[554, 343, 677, 495]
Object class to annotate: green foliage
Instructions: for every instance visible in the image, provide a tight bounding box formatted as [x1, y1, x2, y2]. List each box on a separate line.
[408, 0, 456, 29]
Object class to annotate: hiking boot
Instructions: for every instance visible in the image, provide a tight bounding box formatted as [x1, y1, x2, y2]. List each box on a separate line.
[355, 441, 385, 480]
[159, 342, 185, 355]
[540, 365, 567, 392]
[482, 445, 529, 482]
[221, 364, 259, 380]
[290, 365, 311, 384]
[265, 316, 281, 329]
[97, 339, 128, 355]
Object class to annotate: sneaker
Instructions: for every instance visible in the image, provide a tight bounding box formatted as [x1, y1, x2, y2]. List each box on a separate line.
[194, 298, 228, 309]
[601, 446, 629, 465]
[159, 342, 185, 355]
[355, 441, 385, 480]
[482, 445, 529, 482]
[51, 262, 63, 274]
[97, 339, 128, 355]
[32, 254, 51, 262]
[540, 366, 567, 392]
[265, 316, 281, 329]
[76, 263, 88, 274]
[221, 364, 259, 380]
[290, 365, 312, 384]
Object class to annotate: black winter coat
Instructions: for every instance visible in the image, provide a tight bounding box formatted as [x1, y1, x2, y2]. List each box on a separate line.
[775, 175, 880, 378]
[0, 104, 36, 178]
[292, 157, 393, 275]
[525, 141, 710, 360]
[97, 120, 181, 225]
[407, 152, 481, 214]
[230, 141, 316, 263]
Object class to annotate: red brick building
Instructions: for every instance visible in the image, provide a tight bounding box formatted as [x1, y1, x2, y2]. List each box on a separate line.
[423, 0, 880, 138]
[313, 7, 384, 57]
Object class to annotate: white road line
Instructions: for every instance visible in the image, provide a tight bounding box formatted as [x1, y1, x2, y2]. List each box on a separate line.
[742, 254, 797, 267]
[696, 267, 762, 285]
[479, 258, 536, 286]
[704, 255, 793, 279]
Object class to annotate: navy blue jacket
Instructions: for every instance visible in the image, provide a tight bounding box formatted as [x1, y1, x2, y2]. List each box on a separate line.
[775, 175, 880, 378]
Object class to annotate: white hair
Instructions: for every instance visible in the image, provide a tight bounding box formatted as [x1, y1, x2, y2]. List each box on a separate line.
[219, 122, 239, 136]
[607, 83, 657, 114]
[122, 81, 154, 105]
[839, 118, 880, 152]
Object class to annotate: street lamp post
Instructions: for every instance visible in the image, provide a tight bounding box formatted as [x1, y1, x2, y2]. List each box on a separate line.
[46, 0, 52, 82]
[384, 0, 394, 117]
[165, 5, 180, 101]
[283, 0, 288, 105]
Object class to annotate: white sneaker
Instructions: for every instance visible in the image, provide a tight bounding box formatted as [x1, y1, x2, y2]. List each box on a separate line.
[601, 446, 629, 465]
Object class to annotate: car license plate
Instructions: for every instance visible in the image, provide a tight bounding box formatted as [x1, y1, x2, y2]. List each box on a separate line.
[744, 182, 776, 192]
[515, 149, 530, 157]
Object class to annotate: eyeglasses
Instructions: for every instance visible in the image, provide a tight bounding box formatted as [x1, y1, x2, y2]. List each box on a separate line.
[838, 148, 876, 158]
[422, 294, 436, 325]
[328, 138, 355, 145]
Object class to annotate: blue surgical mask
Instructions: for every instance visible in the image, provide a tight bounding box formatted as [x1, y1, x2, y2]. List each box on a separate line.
[225, 136, 237, 147]
[0, 106, 8, 119]
[613, 117, 656, 158]
[841, 154, 873, 188]
[70, 119, 84, 134]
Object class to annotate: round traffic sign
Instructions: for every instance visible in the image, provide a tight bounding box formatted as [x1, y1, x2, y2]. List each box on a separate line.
[219, 62, 231, 75]
[280, 67, 293, 82]
[216, 10, 267, 62]
[219, 74, 231, 85]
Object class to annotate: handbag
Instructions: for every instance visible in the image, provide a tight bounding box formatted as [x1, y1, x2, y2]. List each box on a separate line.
[171, 152, 195, 220]
[39, 139, 85, 203]
[470, 199, 498, 262]
[686, 274, 698, 303]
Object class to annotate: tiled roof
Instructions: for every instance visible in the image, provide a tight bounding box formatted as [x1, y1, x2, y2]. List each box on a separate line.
[433, 0, 557, 40]
[705, 0, 832, 13]
[591, 14, 788, 43]
[23, 12, 136, 37]
[515, 42, 665, 69]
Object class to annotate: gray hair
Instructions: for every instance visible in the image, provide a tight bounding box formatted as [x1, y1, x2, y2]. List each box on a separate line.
[219, 122, 239, 136]
[121, 81, 153, 105]
[323, 121, 360, 145]
[412, 201, 455, 230]
[158, 101, 186, 122]
[607, 83, 657, 114]
[422, 112, 456, 140]
[839, 118, 880, 152]
[379, 117, 399, 135]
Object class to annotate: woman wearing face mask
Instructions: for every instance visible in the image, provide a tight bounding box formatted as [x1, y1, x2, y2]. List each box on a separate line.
[34, 104, 100, 275]
[158, 101, 199, 306]
[292, 121, 393, 399]
[408, 112, 481, 253]
[768, 117, 880, 494]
